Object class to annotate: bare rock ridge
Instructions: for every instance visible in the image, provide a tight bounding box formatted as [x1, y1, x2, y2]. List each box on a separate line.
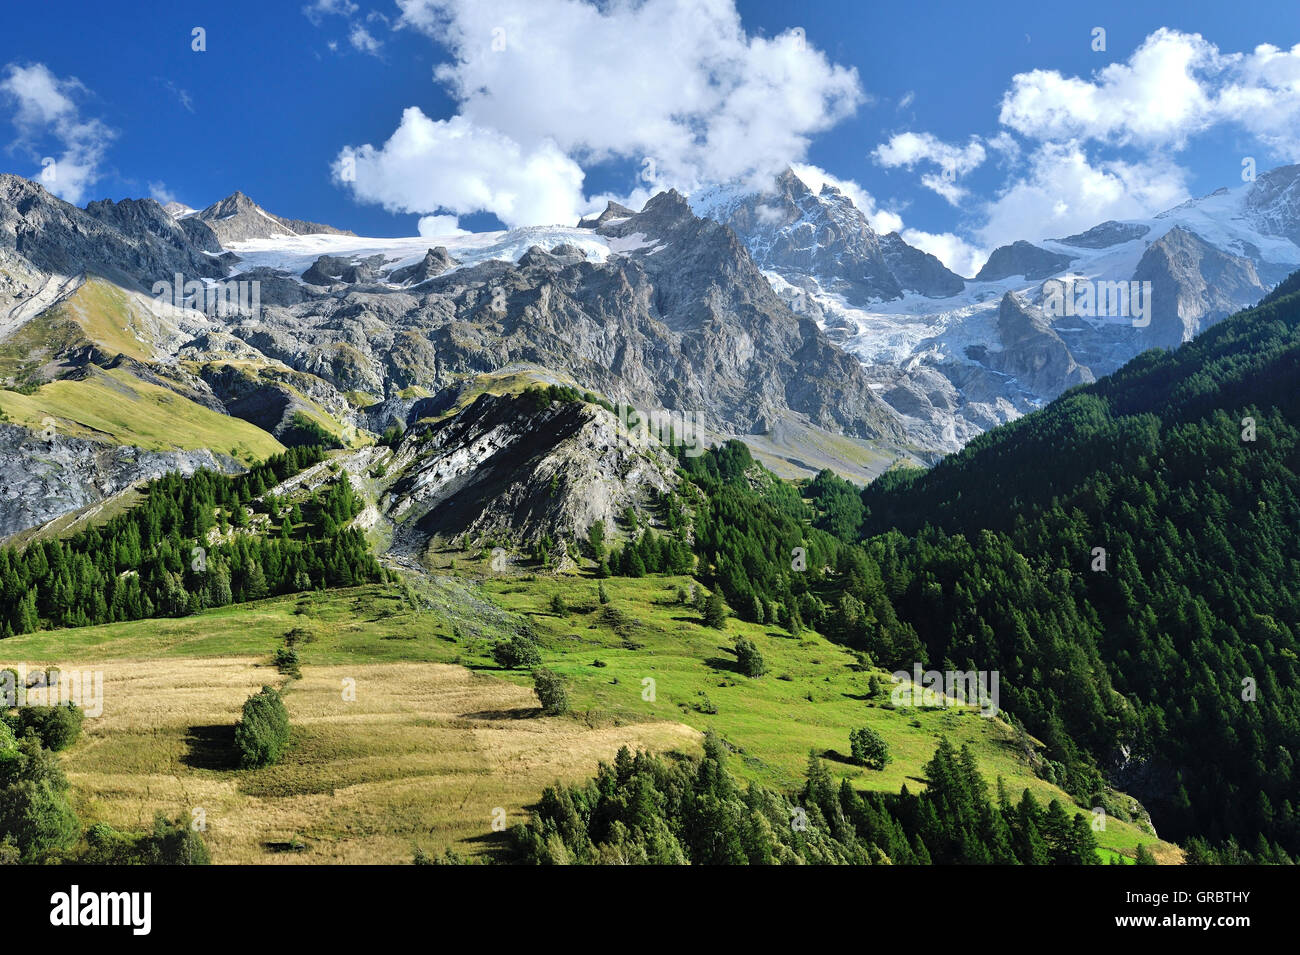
[690, 166, 965, 302]
[0, 174, 224, 288]
[0, 423, 241, 538]
[975, 240, 1075, 282]
[190, 191, 356, 245]
[383, 390, 677, 557]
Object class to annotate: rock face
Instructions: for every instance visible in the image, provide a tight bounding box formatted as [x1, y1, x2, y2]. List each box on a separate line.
[1244, 163, 1300, 246]
[1132, 227, 1266, 348]
[0, 424, 241, 538]
[0, 175, 224, 289]
[1056, 220, 1151, 249]
[988, 293, 1094, 397]
[389, 247, 459, 285]
[382, 391, 677, 555]
[879, 232, 966, 295]
[578, 201, 635, 229]
[975, 241, 1075, 281]
[192, 191, 355, 245]
[691, 167, 965, 302]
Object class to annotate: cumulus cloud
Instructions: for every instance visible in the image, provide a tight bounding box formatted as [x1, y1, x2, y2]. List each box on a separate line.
[337, 0, 864, 228]
[0, 62, 114, 204]
[976, 142, 1188, 252]
[873, 131, 986, 204]
[998, 29, 1300, 157]
[999, 29, 1220, 148]
[333, 109, 585, 228]
[900, 228, 986, 279]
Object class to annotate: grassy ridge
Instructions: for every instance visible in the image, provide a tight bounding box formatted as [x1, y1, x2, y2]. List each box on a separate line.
[0, 365, 284, 464]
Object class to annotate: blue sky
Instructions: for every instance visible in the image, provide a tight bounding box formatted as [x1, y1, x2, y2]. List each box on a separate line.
[2, 0, 1298, 275]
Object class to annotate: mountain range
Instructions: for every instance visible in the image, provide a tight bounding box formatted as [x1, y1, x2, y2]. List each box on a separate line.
[2, 161, 1300, 538]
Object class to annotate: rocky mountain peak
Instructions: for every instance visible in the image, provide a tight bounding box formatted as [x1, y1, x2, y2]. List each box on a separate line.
[193, 191, 354, 246]
[578, 200, 635, 229]
[691, 166, 963, 302]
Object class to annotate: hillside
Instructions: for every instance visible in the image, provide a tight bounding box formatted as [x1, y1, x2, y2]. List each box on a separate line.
[846, 279, 1300, 859]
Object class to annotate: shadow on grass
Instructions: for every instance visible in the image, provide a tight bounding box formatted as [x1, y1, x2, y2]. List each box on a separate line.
[181, 724, 239, 770]
[460, 706, 544, 720]
[821, 748, 859, 766]
[704, 656, 743, 675]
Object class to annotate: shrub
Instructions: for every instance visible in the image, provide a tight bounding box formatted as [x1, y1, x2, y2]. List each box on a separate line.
[14, 703, 84, 752]
[273, 645, 301, 677]
[703, 591, 728, 629]
[492, 635, 542, 669]
[549, 594, 568, 616]
[532, 668, 570, 715]
[81, 814, 211, 865]
[0, 735, 80, 861]
[733, 637, 767, 678]
[234, 686, 290, 768]
[850, 726, 890, 770]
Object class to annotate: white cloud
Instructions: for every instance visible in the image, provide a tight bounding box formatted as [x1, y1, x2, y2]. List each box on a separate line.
[161, 79, 194, 113]
[339, 0, 863, 226]
[417, 214, 468, 236]
[333, 109, 585, 228]
[873, 131, 986, 205]
[349, 25, 382, 55]
[976, 141, 1188, 251]
[303, 0, 358, 25]
[996, 28, 1300, 158]
[1218, 42, 1300, 157]
[1000, 29, 1220, 148]
[0, 62, 114, 205]
[900, 228, 985, 279]
[148, 181, 178, 205]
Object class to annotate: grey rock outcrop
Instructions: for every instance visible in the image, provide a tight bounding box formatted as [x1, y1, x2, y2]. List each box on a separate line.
[1056, 220, 1151, 249]
[1132, 227, 1266, 348]
[383, 391, 677, 554]
[975, 241, 1075, 282]
[0, 423, 241, 538]
[988, 292, 1094, 397]
[388, 247, 459, 285]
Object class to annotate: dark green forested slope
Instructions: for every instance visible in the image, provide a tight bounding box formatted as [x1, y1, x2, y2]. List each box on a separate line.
[842, 281, 1300, 859]
[0, 446, 386, 636]
[596, 281, 1300, 861]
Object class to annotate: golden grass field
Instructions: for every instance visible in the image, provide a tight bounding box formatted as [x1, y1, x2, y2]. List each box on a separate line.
[60, 656, 699, 864]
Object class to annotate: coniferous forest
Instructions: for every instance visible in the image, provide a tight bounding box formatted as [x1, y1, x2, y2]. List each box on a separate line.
[597, 281, 1300, 863]
[0, 445, 386, 636]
